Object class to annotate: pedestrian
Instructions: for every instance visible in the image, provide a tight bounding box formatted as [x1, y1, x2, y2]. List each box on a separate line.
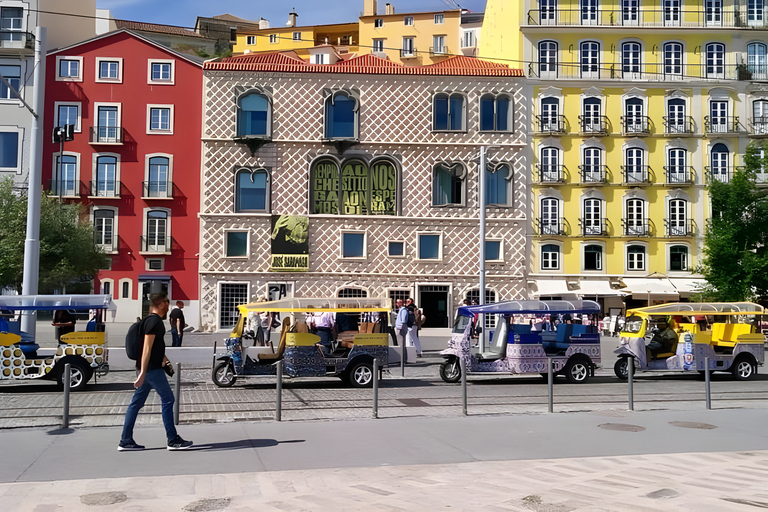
[119, 292, 192, 451]
[308, 309, 335, 356]
[169, 300, 185, 347]
[405, 298, 423, 357]
[52, 309, 76, 344]
[394, 299, 409, 350]
[254, 296, 272, 345]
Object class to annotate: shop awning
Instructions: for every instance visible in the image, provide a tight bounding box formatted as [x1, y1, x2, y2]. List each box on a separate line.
[622, 277, 679, 299]
[531, 279, 575, 297]
[670, 278, 707, 295]
[576, 280, 629, 297]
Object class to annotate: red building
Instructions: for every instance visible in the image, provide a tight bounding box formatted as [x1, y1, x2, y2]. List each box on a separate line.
[42, 30, 202, 325]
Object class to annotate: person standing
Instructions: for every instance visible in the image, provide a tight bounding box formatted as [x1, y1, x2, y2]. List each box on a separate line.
[309, 310, 335, 356]
[405, 298, 423, 358]
[119, 292, 192, 451]
[394, 299, 409, 350]
[52, 309, 76, 344]
[169, 301, 185, 347]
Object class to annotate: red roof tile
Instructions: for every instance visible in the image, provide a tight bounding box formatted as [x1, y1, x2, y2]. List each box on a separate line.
[115, 19, 204, 38]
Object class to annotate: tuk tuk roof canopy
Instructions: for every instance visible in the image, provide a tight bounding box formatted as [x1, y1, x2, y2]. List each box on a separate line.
[628, 302, 764, 316]
[237, 297, 392, 314]
[0, 295, 113, 311]
[457, 300, 601, 317]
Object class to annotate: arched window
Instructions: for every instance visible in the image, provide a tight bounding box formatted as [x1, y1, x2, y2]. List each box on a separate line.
[485, 163, 513, 206]
[433, 163, 465, 206]
[667, 148, 688, 183]
[145, 210, 168, 252]
[668, 198, 688, 235]
[540, 146, 560, 182]
[541, 244, 560, 270]
[95, 155, 117, 197]
[710, 142, 729, 182]
[310, 157, 399, 215]
[663, 42, 683, 78]
[324, 92, 358, 139]
[705, 43, 725, 78]
[540, 197, 560, 235]
[748, 42, 767, 79]
[582, 97, 602, 133]
[237, 92, 270, 137]
[582, 197, 603, 235]
[93, 208, 115, 252]
[624, 147, 645, 183]
[627, 245, 646, 271]
[666, 97, 686, 132]
[54, 154, 78, 197]
[622, 42, 641, 75]
[235, 168, 269, 212]
[539, 40, 558, 76]
[753, 99, 768, 135]
[584, 244, 602, 271]
[540, 97, 560, 131]
[581, 146, 603, 182]
[624, 97, 645, 133]
[434, 93, 465, 131]
[338, 288, 368, 298]
[670, 245, 689, 271]
[580, 41, 600, 78]
[480, 94, 512, 132]
[147, 156, 169, 198]
[625, 198, 646, 235]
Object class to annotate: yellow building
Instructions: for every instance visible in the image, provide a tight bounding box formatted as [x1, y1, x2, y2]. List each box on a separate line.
[481, 0, 764, 309]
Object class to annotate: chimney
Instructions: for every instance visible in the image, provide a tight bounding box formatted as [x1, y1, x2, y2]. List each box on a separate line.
[287, 9, 298, 28]
[258, 18, 270, 29]
[364, 0, 377, 16]
[385, 3, 394, 15]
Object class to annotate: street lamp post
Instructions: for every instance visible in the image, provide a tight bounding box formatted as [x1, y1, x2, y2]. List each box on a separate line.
[478, 146, 487, 353]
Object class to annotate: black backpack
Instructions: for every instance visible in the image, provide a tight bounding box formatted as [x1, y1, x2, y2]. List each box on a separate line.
[406, 309, 416, 328]
[125, 317, 147, 360]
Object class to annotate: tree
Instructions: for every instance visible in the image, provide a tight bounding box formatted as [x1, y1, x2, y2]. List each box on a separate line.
[0, 178, 108, 293]
[700, 142, 768, 301]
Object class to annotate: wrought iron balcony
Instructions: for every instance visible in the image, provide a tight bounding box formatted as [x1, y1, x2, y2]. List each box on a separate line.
[535, 164, 567, 184]
[663, 116, 695, 135]
[142, 181, 173, 199]
[664, 166, 695, 185]
[578, 217, 609, 237]
[578, 116, 609, 135]
[140, 235, 173, 254]
[95, 237, 118, 254]
[749, 117, 768, 137]
[0, 30, 35, 52]
[664, 219, 694, 237]
[429, 46, 448, 56]
[529, 61, 741, 81]
[704, 116, 745, 135]
[525, 8, 768, 29]
[88, 180, 121, 198]
[535, 217, 568, 236]
[578, 165, 609, 184]
[399, 48, 417, 58]
[621, 115, 651, 136]
[47, 179, 83, 198]
[621, 165, 653, 185]
[534, 115, 567, 135]
[89, 126, 123, 144]
[621, 218, 651, 236]
[705, 166, 733, 184]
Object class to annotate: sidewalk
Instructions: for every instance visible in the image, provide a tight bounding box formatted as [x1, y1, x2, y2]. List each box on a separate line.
[2, 409, 768, 510]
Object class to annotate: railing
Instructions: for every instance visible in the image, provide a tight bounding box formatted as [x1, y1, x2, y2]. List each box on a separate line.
[578, 165, 609, 184]
[704, 116, 745, 134]
[95, 238, 117, 254]
[621, 165, 653, 185]
[663, 116, 695, 135]
[142, 181, 173, 199]
[400, 48, 417, 58]
[140, 235, 173, 254]
[526, 8, 768, 29]
[621, 116, 651, 135]
[665, 219, 694, 237]
[534, 115, 567, 135]
[621, 218, 651, 236]
[0, 30, 35, 50]
[535, 164, 567, 183]
[749, 117, 768, 136]
[47, 180, 82, 197]
[578, 217, 608, 237]
[705, 166, 733, 183]
[89, 126, 123, 144]
[578, 116, 609, 135]
[88, 180, 121, 198]
[535, 217, 568, 236]
[429, 46, 448, 56]
[664, 166, 695, 185]
[530, 62, 742, 81]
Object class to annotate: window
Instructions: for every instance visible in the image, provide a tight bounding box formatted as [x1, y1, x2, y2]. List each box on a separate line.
[540, 97, 560, 131]
[246, 35, 256, 45]
[667, 148, 688, 183]
[148, 60, 174, 84]
[540, 146, 560, 181]
[102, 281, 111, 296]
[705, 43, 725, 79]
[341, 232, 366, 258]
[404, 16, 413, 26]
[485, 240, 502, 261]
[96, 105, 119, 142]
[664, 0, 681, 26]
[540, 197, 560, 235]
[583, 198, 603, 235]
[748, 0, 764, 25]
[311, 157, 399, 215]
[668, 198, 688, 236]
[97, 59, 121, 81]
[625, 147, 645, 182]
[433, 35, 446, 54]
[225, 231, 248, 257]
[710, 142, 729, 182]
[663, 42, 683, 78]
[480, 94, 512, 132]
[219, 283, 249, 329]
[54, 154, 78, 196]
[324, 92, 358, 139]
[706, 0, 723, 25]
[582, 146, 603, 182]
[402, 37, 414, 56]
[269, 34, 278, 44]
[622, 42, 641, 76]
[709, 100, 728, 133]
[625, 198, 646, 235]
[538, 41, 558, 76]
[338, 288, 367, 298]
[748, 43, 767, 79]
[0, 131, 19, 170]
[435, 14, 444, 24]
[580, 41, 600, 78]
[95, 155, 117, 197]
[57, 58, 81, 80]
[418, 234, 441, 260]
[55, 103, 80, 132]
[581, 0, 598, 24]
[373, 39, 384, 52]
[624, 97, 645, 133]
[146, 156, 170, 198]
[235, 168, 269, 212]
[666, 98, 686, 132]
[541, 244, 560, 270]
[485, 163, 513, 206]
[582, 97, 602, 133]
[541, 0, 557, 22]
[627, 245, 645, 271]
[433, 93, 465, 131]
[292, 32, 301, 41]
[313, 53, 328, 65]
[146, 259, 164, 271]
[584, 244, 602, 271]
[148, 106, 172, 133]
[670, 245, 689, 271]
[237, 92, 271, 137]
[462, 29, 477, 49]
[753, 100, 768, 135]
[374, 18, 383, 28]
[0, 65, 20, 99]
[145, 210, 168, 251]
[622, 0, 639, 24]
[94, 209, 115, 252]
[121, 281, 130, 299]
[388, 241, 405, 257]
[433, 163, 465, 206]
[0, 7, 23, 42]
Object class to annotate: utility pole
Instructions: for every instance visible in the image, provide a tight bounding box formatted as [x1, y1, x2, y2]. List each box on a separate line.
[20, 27, 47, 339]
[478, 146, 487, 353]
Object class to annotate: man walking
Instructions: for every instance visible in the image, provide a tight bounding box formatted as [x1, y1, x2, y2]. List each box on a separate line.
[119, 292, 192, 451]
[405, 298, 423, 358]
[394, 299, 409, 352]
[169, 301, 185, 347]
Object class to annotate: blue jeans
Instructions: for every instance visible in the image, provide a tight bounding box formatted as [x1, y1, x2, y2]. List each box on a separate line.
[317, 327, 332, 356]
[121, 368, 177, 444]
[171, 328, 182, 347]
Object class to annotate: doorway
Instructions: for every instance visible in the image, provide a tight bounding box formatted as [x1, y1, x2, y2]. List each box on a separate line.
[418, 285, 449, 328]
[140, 279, 170, 318]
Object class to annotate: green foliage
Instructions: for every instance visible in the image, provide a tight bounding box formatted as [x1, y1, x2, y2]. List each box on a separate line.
[0, 178, 108, 293]
[700, 142, 768, 301]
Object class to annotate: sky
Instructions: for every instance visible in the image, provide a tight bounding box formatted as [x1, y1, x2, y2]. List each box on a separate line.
[96, 0, 488, 29]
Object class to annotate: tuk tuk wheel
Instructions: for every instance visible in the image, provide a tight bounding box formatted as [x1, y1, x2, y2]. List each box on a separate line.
[439, 358, 461, 383]
[564, 357, 591, 383]
[56, 358, 91, 391]
[731, 356, 756, 381]
[614, 357, 633, 380]
[212, 361, 237, 387]
[348, 360, 374, 388]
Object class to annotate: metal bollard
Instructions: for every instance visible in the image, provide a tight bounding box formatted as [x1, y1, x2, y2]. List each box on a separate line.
[275, 362, 283, 422]
[547, 357, 554, 413]
[628, 357, 634, 411]
[62, 363, 71, 429]
[460, 357, 467, 416]
[705, 356, 711, 410]
[173, 362, 181, 426]
[372, 359, 379, 419]
[400, 344, 405, 378]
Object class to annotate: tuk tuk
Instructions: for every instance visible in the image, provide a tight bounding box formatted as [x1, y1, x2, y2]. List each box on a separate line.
[614, 302, 765, 380]
[212, 297, 393, 388]
[439, 300, 602, 383]
[0, 295, 112, 391]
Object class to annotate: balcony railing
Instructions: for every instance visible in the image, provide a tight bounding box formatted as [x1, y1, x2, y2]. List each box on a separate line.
[705, 166, 733, 183]
[663, 116, 695, 135]
[621, 218, 651, 236]
[89, 126, 123, 144]
[526, 8, 768, 29]
[140, 235, 173, 254]
[704, 116, 745, 135]
[578, 165, 609, 184]
[665, 219, 694, 237]
[529, 62, 742, 81]
[142, 181, 173, 199]
[0, 30, 35, 51]
[535, 217, 568, 236]
[88, 180, 121, 198]
[429, 46, 448, 56]
[621, 165, 653, 185]
[578, 116, 609, 135]
[47, 179, 82, 197]
[535, 164, 567, 183]
[578, 217, 609, 236]
[749, 117, 768, 136]
[621, 116, 651, 135]
[95, 238, 117, 254]
[534, 115, 567, 135]
[399, 48, 417, 58]
[664, 166, 695, 185]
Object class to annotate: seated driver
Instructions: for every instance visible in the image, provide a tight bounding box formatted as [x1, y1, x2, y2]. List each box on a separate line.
[647, 317, 678, 359]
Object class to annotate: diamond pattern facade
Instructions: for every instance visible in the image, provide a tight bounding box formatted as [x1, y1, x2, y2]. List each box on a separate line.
[200, 70, 528, 331]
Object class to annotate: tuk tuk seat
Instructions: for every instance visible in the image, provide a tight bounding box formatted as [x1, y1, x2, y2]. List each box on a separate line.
[256, 318, 291, 363]
[474, 319, 509, 361]
[711, 323, 752, 346]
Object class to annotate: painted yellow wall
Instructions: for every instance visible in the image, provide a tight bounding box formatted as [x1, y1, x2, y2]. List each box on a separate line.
[234, 23, 359, 58]
[477, 0, 525, 63]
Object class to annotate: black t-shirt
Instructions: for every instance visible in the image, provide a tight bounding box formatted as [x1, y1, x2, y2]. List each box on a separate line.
[169, 308, 185, 328]
[137, 314, 166, 371]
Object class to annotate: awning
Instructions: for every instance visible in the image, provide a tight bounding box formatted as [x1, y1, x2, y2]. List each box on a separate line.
[670, 278, 707, 295]
[576, 280, 629, 297]
[622, 277, 679, 299]
[531, 279, 573, 297]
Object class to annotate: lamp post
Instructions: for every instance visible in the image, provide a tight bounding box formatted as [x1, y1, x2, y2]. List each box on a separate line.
[478, 146, 487, 353]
